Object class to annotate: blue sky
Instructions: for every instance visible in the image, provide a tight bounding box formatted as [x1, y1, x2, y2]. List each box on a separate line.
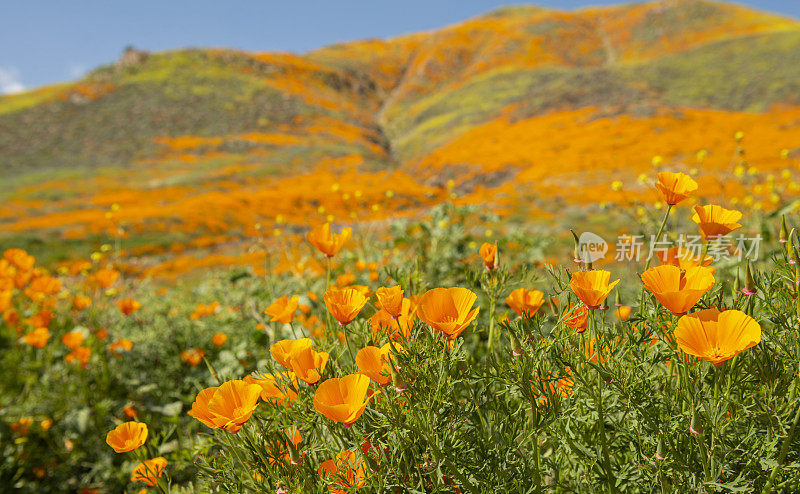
[1, 0, 798, 93]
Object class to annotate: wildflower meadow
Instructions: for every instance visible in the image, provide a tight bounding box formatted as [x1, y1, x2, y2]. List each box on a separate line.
[4, 1, 800, 492]
[3, 162, 800, 492]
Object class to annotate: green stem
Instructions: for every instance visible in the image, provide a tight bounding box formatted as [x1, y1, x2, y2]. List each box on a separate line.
[325, 256, 332, 291]
[592, 310, 615, 492]
[638, 205, 673, 312]
[487, 279, 497, 353]
[762, 388, 800, 493]
[532, 422, 543, 493]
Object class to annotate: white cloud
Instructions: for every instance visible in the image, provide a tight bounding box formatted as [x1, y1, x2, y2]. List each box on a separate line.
[0, 67, 25, 95]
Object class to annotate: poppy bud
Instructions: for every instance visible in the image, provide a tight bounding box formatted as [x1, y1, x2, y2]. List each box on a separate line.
[732, 267, 741, 295]
[570, 230, 582, 264]
[389, 359, 407, 393]
[743, 259, 756, 296]
[780, 215, 789, 243]
[655, 436, 666, 461]
[794, 257, 800, 290]
[510, 333, 523, 357]
[614, 290, 622, 308]
[288, 439, 302, 465]
[789, 229, 797, 265]
[690, 408, 702, 436]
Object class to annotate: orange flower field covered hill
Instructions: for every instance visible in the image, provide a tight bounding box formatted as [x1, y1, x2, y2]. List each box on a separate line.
[2, 0, 800, 277]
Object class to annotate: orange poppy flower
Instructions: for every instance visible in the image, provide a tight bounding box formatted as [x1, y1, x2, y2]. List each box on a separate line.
[24, 275, 61, 301]
[356, 343, 395, 386]
[212, 332, 227, 346]
[26, 309, 53, 329]
[641, 265, 715, 315]
[270, 338, 329, 384]
[287, 345, 329, 385]
[691, 205, 743, 240]
[369, 271, 380, 282]
[416, 287, 479, 339]
[94, 268, 120, 288]
[73, 295, 92, 311]
[0, 290, 11, 312]
[505, 288, 545, 318]
[106, 421, 148, 453]
[110, 338, 133, 357]
[673, 308, 761, 365]
[131, 457, 167, 487]
[268, 429, 304, 465]
[307, 223, 352, 257]
[336, 272, 356, 288]
[318, 450, 367, 493]
[243, 372, 298, 406]
[117, 298, 141, 316]
[534, 370, 574, 405]
[22, 327, 50, 348]
[324, 288, 368, 326]
[190, 301, 220, 320]
[123, 405, 138, 419]
[188, 380, 262, 433]
[264, 295, 299, 323]
[375, 285, 404, 318]
[370, 298, 415, 341]
[563, 304, 588, 332]
[4, 248, 35, 271]
[313, 373, 379, 426]
[355, 260, 367, 271]
[180, 348, 205, 366]
[614, 306, 632, 321]
[657, 246, 714, 272]
[584, 338, 613, 364]
[61, 331, 85, 349]
[479, 242, 498, 270]
[570, 271, 620, 309]
[655, 172, 698, 206]
[271, 338, 313, 368]
[65, 347, 92, 368]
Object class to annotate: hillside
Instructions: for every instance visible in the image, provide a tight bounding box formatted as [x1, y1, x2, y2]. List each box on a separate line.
[1, 0, 800, 276]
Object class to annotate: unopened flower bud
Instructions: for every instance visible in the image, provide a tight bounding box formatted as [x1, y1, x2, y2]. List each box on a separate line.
[690, 408, 702, 436]
[743, 259, 756, 296]
[655, 436, 666, 461]
[389, 359, 407, 393]
[570, 230, 583, 264]
[780, 215, 789, 243]
[614, 290, 622, 308]
[733, 267, 741, 294]
[510, 333, 523, 357]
